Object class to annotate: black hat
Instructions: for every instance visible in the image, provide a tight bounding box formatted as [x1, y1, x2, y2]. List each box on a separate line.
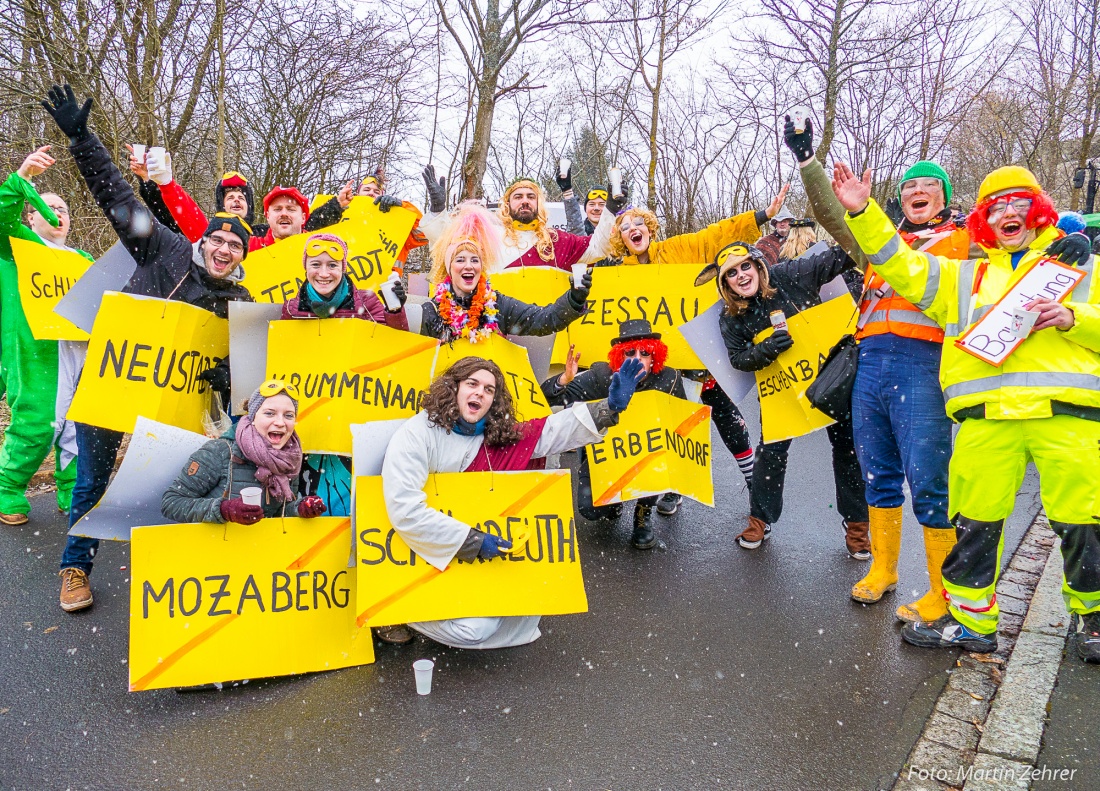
[611, 319, 661, 346]
[203, 212, 252, 259]
[789, 218, 816, 228]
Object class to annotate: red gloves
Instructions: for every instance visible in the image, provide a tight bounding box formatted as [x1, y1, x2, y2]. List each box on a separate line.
[297, 496, 327, 518]
[220, 498, 264, 525]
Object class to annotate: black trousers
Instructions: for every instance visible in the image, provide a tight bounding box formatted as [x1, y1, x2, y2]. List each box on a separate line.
[700, 383, 753, 457]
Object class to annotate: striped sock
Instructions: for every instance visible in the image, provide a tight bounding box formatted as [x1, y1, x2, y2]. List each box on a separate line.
[735, 449, 754, 486]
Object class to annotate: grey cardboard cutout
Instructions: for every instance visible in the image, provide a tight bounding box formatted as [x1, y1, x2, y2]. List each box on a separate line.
[54, 242, 137, 333]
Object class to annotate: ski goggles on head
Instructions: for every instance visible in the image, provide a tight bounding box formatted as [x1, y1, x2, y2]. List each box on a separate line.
[361, 175, 381, 186]
[715, 242, 765, 270]
[986, 194, 1034, 221]
[586, 189, 608, 203]
[304, 238, 347, 261]
[900, 177, 943, 195]
[258, 379, 300, 399]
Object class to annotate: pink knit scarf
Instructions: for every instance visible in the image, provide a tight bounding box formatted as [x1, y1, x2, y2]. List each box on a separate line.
[235, 416, 303, 503]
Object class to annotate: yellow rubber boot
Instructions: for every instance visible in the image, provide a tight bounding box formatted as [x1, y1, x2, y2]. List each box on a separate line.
[896, 526, 957, 624]
[850, 506, 902, 603]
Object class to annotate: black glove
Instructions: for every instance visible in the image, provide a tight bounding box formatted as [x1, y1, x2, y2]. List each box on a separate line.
[198, 357, 232, 403]
[605, 188, 627, 217]
[374, 194, 403, 213]
[758, 329, 794, 362]
[389, 278, 407, 310]
[555, 167, 572, 194]
[1045, 233, 1093, 268]
[41, 84, 93, 142]
[478, 533, 513, 560]
[568, 269, 592, 311]
[422, 165, 447, 213]
[783, 115, 815, 164]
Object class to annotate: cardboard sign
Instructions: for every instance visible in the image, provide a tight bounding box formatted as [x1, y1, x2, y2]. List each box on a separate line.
[66, 293, 228, 434]
[228, 302, 284, 415]
[571, 264, 719, 369]
[54, 242, 138, 334]
[956, 257, 1086, 367]
[241, 197, 416, 304]
[69, 417, 210, 541]
[10, 237, 93, 341]
[490, 267, 574, 373]
[587, 390, 714, 506]
[678, 300, 758, 404]
[432, 333, 551, 422]
[129, 517, 374, 691]
[265, 319, 438, 453]
[757, 294, 858, 444]
[354, 472, 587, 628]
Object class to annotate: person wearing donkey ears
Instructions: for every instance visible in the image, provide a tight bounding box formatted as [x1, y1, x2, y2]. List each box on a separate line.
[541, 320, 684, 549]
[162, 380, 326, 525]
[699, 241, 869, 554]
[381, 355, 645, 650]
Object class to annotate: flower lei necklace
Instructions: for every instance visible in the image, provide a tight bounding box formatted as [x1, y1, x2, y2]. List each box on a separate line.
[434, 275, 499, 343]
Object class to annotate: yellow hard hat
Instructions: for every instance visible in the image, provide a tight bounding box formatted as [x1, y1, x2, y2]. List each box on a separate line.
[977, 166, 1041, 203]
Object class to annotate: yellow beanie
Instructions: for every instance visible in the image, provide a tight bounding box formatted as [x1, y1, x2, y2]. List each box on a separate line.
[977, 166, 1041, 203]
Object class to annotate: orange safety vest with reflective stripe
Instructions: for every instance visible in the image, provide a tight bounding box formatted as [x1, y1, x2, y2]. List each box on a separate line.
[856, 223, 971, 343]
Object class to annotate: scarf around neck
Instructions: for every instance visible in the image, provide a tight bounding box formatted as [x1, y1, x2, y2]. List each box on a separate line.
[454, 416, 488, 436]
[234, 415, 303, 503]
[304, 278, 351, 318]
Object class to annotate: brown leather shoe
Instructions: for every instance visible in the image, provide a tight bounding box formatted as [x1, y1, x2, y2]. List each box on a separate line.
[374, 624, 415, 645]
[59, 568, 93, 612]
[844, 521, 871, 560]
[737, 516, 771, 550]
[0, 512, 29, 526]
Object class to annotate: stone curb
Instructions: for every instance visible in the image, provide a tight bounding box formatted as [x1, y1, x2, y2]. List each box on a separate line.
[892, 514, 1063, 791]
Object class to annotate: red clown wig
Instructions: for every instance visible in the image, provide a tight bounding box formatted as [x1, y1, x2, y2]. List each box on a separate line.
[608, 338, 668, 375]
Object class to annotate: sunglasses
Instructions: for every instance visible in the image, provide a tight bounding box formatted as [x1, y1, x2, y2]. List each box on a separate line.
[619, 215, 647, 229]
[986, 197, 1033, 221]
[258, 379, 300, 399]
[724, 261, 757, 276]
[304, 238, 347, 261]
[623, 349, 652, 358]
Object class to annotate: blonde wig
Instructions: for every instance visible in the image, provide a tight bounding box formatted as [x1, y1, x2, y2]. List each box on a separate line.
[609, 207, 660, 260]
[499, 179, 556, 261]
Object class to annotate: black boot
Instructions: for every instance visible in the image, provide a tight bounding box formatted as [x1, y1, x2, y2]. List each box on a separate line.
[631, 502, 657, 549]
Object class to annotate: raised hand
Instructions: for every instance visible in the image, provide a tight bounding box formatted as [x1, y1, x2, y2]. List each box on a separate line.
[337, 179, 355, 208]
[422, 164, 447, 213]
[608, 356, 645, 412]
[559, 344, 581, 386]
[17, 146, 55, 180]
[831, 162, 872, 214]
[783, 115, 815, 163]
[41, 84, 93, 140]
[125, 144, 149, 180]
[765, 183, 791, 219]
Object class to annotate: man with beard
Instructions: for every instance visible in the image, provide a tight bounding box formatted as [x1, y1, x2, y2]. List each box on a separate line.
[755, 206, 796, 266]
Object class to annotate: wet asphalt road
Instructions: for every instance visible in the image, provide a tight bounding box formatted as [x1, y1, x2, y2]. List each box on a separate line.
[1034, 642, 1100, 790]
[0, 404, 1039, 791]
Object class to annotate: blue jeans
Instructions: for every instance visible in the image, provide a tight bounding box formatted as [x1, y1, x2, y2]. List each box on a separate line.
[851, 334, 952, 528]
[60, 422, 125, 573]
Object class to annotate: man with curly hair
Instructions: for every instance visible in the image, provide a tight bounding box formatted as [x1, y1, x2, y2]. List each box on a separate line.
[381, 355, 645, 649]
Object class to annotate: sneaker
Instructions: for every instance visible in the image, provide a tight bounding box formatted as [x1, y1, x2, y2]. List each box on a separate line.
[0, 512, 28, 526]
[59, 568, 93, 612]
[844, 520, 871, 560]
[1073, 613, 1100, 663]
[656, 493, 683, 516]
[374, 624, 415, 645]
[737, 516, 771, 550]
[901, 613, 997, 653]
[631, 503, 657, 550]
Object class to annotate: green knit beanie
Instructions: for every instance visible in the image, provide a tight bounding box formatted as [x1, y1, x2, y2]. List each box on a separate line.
[898, 161, 953, 204]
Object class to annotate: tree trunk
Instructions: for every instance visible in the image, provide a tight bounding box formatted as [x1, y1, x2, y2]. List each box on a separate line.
[815, 0, 845, 161]
[462, 76, 499, 198]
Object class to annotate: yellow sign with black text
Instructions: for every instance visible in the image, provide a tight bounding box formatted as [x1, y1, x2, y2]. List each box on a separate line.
[433, 333, 551, 422]
[354, 472, 587, 627]
[11, 236, 93, 341]
[129, 517, 373, 692]
[66, 292, 227, 434]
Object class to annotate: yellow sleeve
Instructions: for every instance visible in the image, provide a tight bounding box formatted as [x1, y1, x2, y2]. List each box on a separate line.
[844, 199, 960, 327]
[655, 210, 762, 265]
[1062, 266, 1100, 352]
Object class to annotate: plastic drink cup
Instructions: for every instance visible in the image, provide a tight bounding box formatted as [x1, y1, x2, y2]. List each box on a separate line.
[790, 107, 810, 134]
[132, 144, 146, 163]
[1011, 307, 1040, 339]
[572, 263, 588, 289]
[559, 158, 571, 179]
[240, 487, 262, 507]
[609, 166, 622, 198]
[380, 274, 402, 312]
[770, 310, 788, 332]
[413, 659, 434, 695]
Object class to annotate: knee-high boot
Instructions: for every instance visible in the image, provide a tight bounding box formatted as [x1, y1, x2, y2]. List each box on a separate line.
[850, 506, 902, 603]
[896, 526, 956, 623]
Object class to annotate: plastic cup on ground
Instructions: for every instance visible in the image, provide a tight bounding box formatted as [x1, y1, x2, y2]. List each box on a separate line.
[1011, 307, 1040, 339]
[240, 487, 262, 507]
[559, 158, 571, 179]
[571, 263, 588, 289]
[413, 659, 434, 695]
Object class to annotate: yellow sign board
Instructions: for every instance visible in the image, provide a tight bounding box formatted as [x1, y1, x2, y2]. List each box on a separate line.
[266, 318, 438, 453]
[757, 295, 858, 443]
[433, 333, 551, 421]
[66, 292, 228, 434]
[129, 517, 374, 691]
[588, 390, 714, 506]
[569, 264, 719, 369]
[241, 196, 417, 303]
[490, 267, 574, 364]
[11, 236, 93, 341]
[354, 473, 587, 627]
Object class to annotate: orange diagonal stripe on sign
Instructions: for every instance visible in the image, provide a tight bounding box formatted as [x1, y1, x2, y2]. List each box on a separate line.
[296, 396, 331, 423]
[129, 613, 240, 692]
[500, 475, 560, 517]
[593, 450, 665, 507]
[287, 518, 351, 570]
[351, 341, 437, 374]
[355, 567, 441, 628]
[675, 405, 710, 437]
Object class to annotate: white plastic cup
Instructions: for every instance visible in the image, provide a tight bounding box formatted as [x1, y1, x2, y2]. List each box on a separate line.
[413, 659, 434, 695]
[559, 158, 571, 179]
[790, 107, 810, 134]
[609, 166, 622, 198]
[571, 263, 588, 289]
[240, 487, 262, 507]
[380, 273, 402, 312]
[132, 144, 146, 163]
[1011, 307, 1040, 339]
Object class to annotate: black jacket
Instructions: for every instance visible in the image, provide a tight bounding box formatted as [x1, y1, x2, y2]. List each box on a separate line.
[69, 133, 253, 319]
[137, 179, 183, 234]
[721, 244, 856, 372]
[541, 361, 684, 406]
[420, 288, 584, 342]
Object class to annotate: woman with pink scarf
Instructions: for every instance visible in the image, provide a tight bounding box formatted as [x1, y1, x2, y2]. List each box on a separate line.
[161, 380, 327, 524]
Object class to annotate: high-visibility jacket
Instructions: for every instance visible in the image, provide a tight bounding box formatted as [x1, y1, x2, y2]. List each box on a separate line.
[621, 210, 762, 266]
[857, 223, 971, 343]
[846, 200, 1100, 421]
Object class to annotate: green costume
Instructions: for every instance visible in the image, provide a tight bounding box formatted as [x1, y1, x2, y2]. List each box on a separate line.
[0, 172, 92, 515]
